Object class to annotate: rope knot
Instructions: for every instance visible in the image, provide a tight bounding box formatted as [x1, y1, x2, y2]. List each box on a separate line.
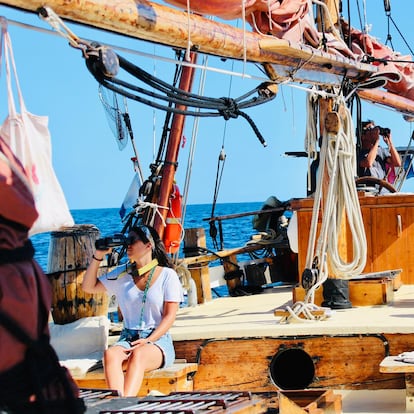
[219, 97, 239, 120]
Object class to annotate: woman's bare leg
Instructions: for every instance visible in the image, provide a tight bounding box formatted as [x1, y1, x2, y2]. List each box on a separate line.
[103, 346, 130, 395]
[123, 343, 163, 397]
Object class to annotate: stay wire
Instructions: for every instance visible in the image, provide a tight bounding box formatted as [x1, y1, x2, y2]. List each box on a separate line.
[209, 62, 234, 249]
[387, 14, 414, 56]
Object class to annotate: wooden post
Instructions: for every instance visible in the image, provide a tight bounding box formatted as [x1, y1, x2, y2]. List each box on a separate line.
[222, 255, 242, 295]
[316, 0, 340, 33]
[183, 228, 212, 303]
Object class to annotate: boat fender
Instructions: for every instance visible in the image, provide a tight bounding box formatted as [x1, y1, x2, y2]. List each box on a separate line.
[187, 277, 197, 307]
[163, 184, 183, 254]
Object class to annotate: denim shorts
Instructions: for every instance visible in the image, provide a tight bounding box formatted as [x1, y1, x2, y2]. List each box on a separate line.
[114, 327, 175, 368]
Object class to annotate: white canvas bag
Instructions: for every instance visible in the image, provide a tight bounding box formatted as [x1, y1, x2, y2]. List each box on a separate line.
[0, 28, 74, 235]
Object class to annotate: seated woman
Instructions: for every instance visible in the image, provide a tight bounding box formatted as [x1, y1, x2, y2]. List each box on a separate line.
[82, 224, 183, 397]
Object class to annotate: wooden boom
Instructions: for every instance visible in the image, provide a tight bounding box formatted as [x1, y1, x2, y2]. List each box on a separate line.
[358, 89, 414, 119]
[1, 0, 376, 85]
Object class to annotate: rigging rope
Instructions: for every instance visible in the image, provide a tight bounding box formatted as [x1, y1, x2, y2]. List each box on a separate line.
[85, 48, 274, 147]
[304, 89, 319, 194]
[281, 96, 367, 323]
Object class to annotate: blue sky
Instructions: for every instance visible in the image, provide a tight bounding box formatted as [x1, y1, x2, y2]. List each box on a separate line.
[0, 2, 413, 210]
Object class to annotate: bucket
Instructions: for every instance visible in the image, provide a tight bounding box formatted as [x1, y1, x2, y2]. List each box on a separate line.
[245, 262, 267, 287]
[47, 224, 109, 324]
[322, 278, 352, 309]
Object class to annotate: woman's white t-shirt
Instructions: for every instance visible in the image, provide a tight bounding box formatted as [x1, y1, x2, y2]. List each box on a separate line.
[99, 266, 183, 330]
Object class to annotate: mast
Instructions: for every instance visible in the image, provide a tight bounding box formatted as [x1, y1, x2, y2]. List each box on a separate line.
[153, 51, 197, 238]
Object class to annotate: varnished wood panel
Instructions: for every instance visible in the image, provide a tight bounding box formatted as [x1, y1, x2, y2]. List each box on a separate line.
[371, 206, 414, 284]
[292, 194, 414, 284]
[172, 335, 414, 392]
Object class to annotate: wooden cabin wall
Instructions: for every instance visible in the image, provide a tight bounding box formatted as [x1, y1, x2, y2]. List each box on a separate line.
[174, 333, 414, 392]
[291, 193, 414, 284]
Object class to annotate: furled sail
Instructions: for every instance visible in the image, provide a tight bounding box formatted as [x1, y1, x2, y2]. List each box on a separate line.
[163, 0, 317, 44]
[346, 24, 414, 102]
[163, 0, 414, 113]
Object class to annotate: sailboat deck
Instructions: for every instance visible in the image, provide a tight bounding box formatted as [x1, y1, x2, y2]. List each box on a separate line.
[171, 284, 414, 341]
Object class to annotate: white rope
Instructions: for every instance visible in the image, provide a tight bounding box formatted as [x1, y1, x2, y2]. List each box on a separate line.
[185, 0, 192, 62]
[175, 260, 192, 290]
[280, 98, 367, 323]
[310, 103, 367, 280]
[304, 89, 319, 193]
[38, 6, 82, 49]
[320, 106, 367, 277]
[134, 200, 168, 228]
[241, 0, 247, 69]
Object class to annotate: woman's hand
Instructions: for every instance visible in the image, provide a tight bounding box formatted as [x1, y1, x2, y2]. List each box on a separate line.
[129, 338, 153, 349]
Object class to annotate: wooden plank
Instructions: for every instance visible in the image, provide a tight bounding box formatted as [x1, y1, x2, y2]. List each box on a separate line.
[73, 362, 198, 396]
[380, 356, 414, 373]
[189, 265, 212, 304]
[279, 390, 342, 414]
[174, 333, 414, 392]
[191, 335, 396, 392]
[274, 308, 327, 319]
[380, 356, 414, 411]
[183, 243, 278, 266]
[371, 206, 414, 285]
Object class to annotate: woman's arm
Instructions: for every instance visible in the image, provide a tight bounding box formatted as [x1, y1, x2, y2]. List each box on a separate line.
[360, 138, 380, 168]
[384, 133, 402, 167]
[81, 250, 109, 293]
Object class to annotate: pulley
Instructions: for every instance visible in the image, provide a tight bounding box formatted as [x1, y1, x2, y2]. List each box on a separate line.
[301, 267, 319, 290]
[84, 42, 119, 78]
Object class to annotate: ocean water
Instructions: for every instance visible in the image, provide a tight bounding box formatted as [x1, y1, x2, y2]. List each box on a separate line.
[31, 201, 263, 272]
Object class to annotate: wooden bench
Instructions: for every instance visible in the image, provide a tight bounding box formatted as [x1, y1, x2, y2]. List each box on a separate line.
[73, 361, 198, 396]
[380, 356, 414, 411]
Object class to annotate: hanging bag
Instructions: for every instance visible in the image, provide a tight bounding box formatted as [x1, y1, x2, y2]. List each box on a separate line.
[0, 24, 74, 235]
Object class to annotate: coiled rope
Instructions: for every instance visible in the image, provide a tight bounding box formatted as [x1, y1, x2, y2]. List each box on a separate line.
[281, 97, 367, 323]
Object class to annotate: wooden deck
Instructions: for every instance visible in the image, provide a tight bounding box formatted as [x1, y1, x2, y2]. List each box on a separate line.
[170, 283, 414, 393]
[77, 284, 414, 413]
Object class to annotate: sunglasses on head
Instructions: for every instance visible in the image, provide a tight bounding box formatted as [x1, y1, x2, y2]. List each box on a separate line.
[127, 225, 154, 247]
[125, 235, 141, 246]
